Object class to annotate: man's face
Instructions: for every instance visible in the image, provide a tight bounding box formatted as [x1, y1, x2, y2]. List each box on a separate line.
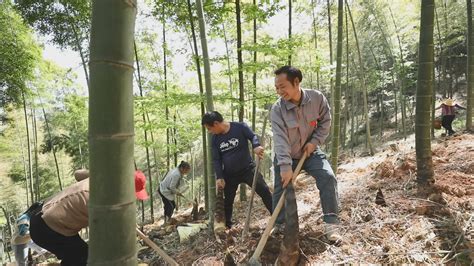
[204, 122, 222, 135]
[275, 73, 299, 102]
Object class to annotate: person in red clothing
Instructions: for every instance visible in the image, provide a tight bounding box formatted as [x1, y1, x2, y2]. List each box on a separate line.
[435, 98, 466, 135]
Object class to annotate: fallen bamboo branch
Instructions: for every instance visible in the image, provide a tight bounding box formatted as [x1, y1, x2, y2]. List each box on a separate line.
[249, 152, 308, 264]
[136, 227, 178, 266]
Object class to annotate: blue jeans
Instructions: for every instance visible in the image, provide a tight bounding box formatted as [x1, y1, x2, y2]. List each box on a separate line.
[273, 149, 339, 224]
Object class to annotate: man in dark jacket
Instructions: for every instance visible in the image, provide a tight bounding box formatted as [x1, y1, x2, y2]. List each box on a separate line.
[202, 111, 273, 228]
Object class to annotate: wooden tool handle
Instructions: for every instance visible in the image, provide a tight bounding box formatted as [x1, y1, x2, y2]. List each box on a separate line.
[250, 151, 308, 261]
[136, 227, 178, 266]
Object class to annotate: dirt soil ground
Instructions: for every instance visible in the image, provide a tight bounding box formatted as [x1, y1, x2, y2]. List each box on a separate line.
[138, 133, 473, 265]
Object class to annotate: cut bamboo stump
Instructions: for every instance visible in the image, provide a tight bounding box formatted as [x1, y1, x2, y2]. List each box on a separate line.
[249, 152, 308, 265]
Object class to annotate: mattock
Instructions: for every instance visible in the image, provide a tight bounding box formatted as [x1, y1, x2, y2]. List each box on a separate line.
[242, 108, 270, 240]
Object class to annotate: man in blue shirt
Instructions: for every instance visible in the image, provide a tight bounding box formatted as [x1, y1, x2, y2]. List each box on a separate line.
[202, 111, 273, 228]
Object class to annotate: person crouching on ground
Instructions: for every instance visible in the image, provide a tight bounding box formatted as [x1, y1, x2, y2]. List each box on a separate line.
[158, 161, 191, 224]
[29, 169, 149, 265]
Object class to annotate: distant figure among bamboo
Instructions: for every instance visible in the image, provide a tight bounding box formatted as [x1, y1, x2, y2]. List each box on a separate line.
[158, 161, 191, 224]
[435, 98, 466, 136]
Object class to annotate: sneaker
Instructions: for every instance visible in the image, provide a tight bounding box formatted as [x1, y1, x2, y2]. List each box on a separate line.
[270, 223, 285, 236]
[324, 223, 342, 243]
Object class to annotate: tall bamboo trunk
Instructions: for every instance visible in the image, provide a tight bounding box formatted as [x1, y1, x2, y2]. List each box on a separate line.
[222, 24, 235, 121]
[190, 149, 194, 198]
[15, 123, 30, 206]
[387, 5, 407, 138]
[252, 0, 257, 132]
[72, 120, 85, 168]
[342, 4, 350, 148]
[173, 114, 178, 166]
[22, 91, 35, 202]
[145, 112, 161, 212]
[288, 0, 292, 65]
[311, 0, 320, 90]
[235, 0, 247, 202]
[173, 115, 178, 212]
[350, 58, 355, 148]
[88, 0, 137, 264]
[135, 41, 154, 222]
[415, 0, 435, 185]
[196, 0, 216, 226]
[330, 0, 343, 172]
[32, 108, 41, 201]
[162, 4, 170, 173]
[346, 0, 374, 155]
[40, 100, 62, 190]
[467, 0, 474, 130]
[434, 4, 443, 137]
[63, 5, 90, 89]
[442, 1, 453, 98]
[327, 0, 334, 126]
[187, 0, 209, 212]
[369, 47, 384, 139]
[71, 21, 90, 88]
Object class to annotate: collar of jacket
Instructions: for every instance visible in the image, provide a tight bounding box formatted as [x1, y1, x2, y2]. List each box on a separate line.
[282, 89, 311, 110]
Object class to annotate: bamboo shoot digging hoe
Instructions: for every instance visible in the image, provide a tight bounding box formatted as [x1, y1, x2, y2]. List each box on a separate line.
[136, 227, 178, 266]
[249, 152, 308, 265]
[242, 109, 270, 240]
[242, 156, 260, 239]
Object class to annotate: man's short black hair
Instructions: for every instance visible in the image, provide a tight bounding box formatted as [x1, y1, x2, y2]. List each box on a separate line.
[201, 111, 224, 126]
[274, 66, 303, 85]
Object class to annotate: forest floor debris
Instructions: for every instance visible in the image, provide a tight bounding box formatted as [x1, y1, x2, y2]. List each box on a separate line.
[139, 133, 473, 265]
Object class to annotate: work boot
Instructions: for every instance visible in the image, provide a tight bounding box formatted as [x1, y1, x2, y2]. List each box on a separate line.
[270, 223, 285, 237]
[324, 223, 342, 243]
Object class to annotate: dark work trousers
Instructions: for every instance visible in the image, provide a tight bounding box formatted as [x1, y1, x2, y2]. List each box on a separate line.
[441, 115, 455, 135]
[158, 189, 176, 219]
[273, 149, 339, 225]
[223, 165, 273, 228]
[29, 213, 87, 266]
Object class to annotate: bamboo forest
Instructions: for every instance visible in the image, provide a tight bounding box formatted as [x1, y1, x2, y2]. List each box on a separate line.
[0, 0, 473, 265]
